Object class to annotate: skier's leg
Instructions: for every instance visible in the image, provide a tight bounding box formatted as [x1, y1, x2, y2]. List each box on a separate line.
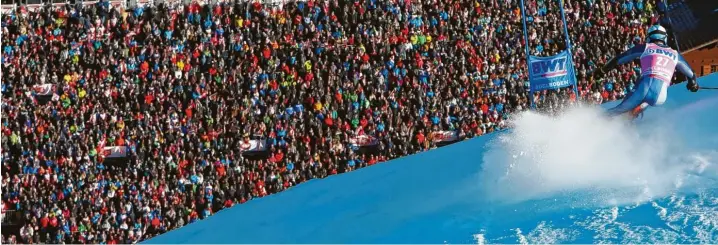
[644, 77, 669, 106]
[606, 77, 651, 117]
[623, 77, 669, 120]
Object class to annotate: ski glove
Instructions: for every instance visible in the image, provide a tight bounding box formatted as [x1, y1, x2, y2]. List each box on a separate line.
[687, 80, 700, 92]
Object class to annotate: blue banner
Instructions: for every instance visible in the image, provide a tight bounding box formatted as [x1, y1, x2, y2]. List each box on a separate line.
[528, 50, 577, 92]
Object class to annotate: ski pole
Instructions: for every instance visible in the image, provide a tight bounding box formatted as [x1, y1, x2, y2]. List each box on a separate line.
[700, 87, 718, 90]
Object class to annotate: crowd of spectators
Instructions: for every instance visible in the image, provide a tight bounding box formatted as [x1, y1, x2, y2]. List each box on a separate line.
[1, 0, 664, 243]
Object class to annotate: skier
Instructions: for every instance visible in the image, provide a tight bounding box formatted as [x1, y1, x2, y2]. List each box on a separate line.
[592, 24, 700, 119]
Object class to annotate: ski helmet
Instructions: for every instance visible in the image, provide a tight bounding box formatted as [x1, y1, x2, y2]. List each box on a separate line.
[646, 24, 668, 44]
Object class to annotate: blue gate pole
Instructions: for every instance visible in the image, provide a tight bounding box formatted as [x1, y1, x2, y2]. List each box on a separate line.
[520, 0, 536, 109]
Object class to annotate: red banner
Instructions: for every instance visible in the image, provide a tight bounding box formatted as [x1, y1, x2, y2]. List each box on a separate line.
[349, 135, 379, 147]
[431, 131, 459, 143]
[240, 139, 268, 153]
[32, 84, 54, 96]
[103, 146, 128, 158]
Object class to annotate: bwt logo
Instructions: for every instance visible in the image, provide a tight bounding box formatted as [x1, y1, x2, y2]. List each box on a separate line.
[532, 57, 568, 78]
[646, 48, 676, 60]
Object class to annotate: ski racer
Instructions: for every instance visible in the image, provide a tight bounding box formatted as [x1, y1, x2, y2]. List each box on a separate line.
[592, 24, 700, 119]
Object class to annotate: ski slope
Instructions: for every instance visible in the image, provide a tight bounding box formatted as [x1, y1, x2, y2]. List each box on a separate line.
[146, 73, 718, 244]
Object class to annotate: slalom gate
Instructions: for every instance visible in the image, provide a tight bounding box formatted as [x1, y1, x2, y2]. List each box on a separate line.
[519, 0, 579, 109]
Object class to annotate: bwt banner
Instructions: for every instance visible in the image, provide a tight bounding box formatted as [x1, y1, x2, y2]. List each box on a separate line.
[529, 50, 577, 92]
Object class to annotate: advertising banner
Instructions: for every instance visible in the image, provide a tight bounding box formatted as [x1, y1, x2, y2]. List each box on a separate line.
[528, 50, 577, 92]
[240, 139, 268, 153]
[102, 146, 128, 158]
[430, 131, 459, 143]
[349, 135, 379, 147]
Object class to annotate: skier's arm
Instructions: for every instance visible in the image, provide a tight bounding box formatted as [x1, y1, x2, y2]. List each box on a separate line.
[599, 44, 646, 73]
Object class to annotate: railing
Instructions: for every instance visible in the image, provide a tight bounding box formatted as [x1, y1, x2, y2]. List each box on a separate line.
[1, 210, 21, 226]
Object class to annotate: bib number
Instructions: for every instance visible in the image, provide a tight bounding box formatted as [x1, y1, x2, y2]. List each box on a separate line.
[656, 57, 669, 67]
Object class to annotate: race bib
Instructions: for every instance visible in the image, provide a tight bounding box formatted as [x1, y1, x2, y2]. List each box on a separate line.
[639, 44, 678, 82]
